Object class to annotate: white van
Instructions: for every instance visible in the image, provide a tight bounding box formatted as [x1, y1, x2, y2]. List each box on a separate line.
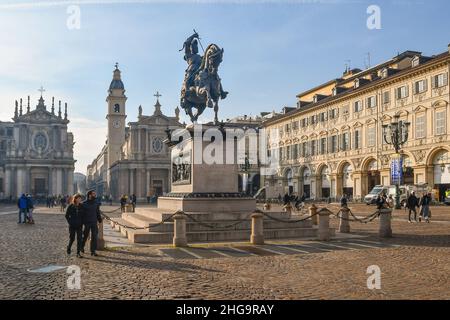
[364, 185, 408, 206]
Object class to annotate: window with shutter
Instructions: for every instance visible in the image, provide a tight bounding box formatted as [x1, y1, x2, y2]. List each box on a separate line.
[415, 114, 426, 138]
[436, 110, 446, 135]
[383, 91, 390, 104]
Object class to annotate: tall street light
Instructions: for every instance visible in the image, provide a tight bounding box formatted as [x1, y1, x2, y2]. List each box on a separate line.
[382, 115, 411, 209]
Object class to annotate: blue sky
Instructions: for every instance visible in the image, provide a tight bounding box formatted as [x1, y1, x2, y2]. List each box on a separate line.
[0, 0, 449, 172]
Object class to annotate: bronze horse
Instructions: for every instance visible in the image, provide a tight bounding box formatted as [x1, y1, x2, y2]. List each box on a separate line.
[180, 40, 228, 123]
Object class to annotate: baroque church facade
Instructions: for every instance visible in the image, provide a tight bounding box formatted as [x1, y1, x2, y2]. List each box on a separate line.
[87, 65, 183, 201]
[0, 93, 75, 200]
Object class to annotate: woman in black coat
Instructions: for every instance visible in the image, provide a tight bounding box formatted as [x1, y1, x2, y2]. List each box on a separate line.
[65, 194, 84, 258]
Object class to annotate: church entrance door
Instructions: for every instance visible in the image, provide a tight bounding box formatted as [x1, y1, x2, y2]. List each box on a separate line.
[34, 178, 46, 196]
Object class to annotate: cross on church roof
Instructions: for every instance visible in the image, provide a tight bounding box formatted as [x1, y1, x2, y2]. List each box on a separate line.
[154, 91, 162, 100]
[38, 86, 45, 97]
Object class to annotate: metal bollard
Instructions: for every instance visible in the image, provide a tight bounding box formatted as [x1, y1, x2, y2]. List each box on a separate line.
[339, 206, 351, 233]
[379, 208, 392, 238]
[250, 210, 264, 245]
[309, 204, 318, 225]
[97, 220, 105, 251]
[318, 208, 331, 241]
[173, 212, 188, 247]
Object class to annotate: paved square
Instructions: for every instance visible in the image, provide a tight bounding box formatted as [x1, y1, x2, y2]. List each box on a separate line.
[1, 204, 450, 300]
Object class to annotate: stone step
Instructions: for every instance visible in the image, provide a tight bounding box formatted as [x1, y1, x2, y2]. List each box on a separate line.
[121, 213, 312, 232]
[125, 227, 326, 244]
[130, 209, 295, 223]
[122, 213, 160, 228]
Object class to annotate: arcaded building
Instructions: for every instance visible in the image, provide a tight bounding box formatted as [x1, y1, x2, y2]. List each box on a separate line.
[262, 44, 450, 201]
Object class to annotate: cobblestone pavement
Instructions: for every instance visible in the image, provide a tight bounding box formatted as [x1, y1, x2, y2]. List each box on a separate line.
[1, 204, 450, 300]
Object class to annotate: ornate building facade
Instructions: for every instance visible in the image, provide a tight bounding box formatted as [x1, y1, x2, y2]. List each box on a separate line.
[0, 94, 75, 199]
[262, 44, 450, 201]
[87, 65, 183, 201]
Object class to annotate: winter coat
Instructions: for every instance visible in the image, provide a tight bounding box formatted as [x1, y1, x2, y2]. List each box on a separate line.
[81, 199, 102, 225]
[406, 195, 419, 209]
[65, 204, 83, 227]
[18, 195, 28, 209]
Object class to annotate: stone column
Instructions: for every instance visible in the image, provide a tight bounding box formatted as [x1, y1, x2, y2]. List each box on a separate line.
[309, 203, 318, 225]
[145, 169, 150, 199]
[318, 208, 331, 241]
[67, 169, 74, 195]
[339, 206, 351, 233]
[379, 208, 392, 238]
[56, 169, 63, 196]
[250, 211, 264, 245]
[16, 168, 24, 196]
[48, 168, 52, 196]
[4, 168, 11, 198]
[173, 212, 187, 247]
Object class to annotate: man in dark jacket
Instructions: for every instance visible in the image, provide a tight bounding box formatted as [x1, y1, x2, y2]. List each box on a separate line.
[406, 191, 419, 223]
[65, 194, 84, 258]
[375, 192, 387, 210]
[81, 190, 103, 256]
[340, 194, 348, 208]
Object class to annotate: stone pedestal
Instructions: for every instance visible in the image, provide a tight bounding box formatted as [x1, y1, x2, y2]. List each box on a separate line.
[250, 211, 264, 245]
[339, 206, 351, 233]
[97, 221, 105, 250]
[318, 208, 331, 241]
[173, 212, 187, 247]
[379, 209, 392, 238]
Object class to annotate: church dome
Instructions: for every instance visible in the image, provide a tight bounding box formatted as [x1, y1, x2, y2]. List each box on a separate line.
[109, 78, 124, 90]
[109, 64, 125, 90]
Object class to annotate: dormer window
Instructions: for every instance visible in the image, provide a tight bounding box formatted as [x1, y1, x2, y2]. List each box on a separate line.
[412, 56, 420, 67]
[332, 87, 337, 96]
[354, 79, 360, 89]
[313, 95, 319, 103]
[381, 68, 389, 79]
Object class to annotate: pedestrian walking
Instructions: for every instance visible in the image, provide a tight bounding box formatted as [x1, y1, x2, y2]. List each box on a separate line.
[406, 191, 419, 223]
[283, 193, 290, 206]
[65, 194, 84, 258]
[340, 194, 348, 208]
[375, 192, 387, 210]
[26, 194, 35, 224]
[17, 194, 28, 224]
[387, 195, 394, 209]
[120, 195, 127, 213]
[419, 192, 432, 223]
[60, 196, 67, 212]
[81, 190, 103, 256]
[131, 194, 137, 212]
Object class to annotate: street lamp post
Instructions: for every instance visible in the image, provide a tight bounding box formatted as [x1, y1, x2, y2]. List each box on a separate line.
[382, 115, 410, 209]
[241, 152, 251, 195]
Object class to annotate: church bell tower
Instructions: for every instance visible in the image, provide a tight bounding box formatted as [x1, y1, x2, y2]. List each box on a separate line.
[106, 63, 127, 191]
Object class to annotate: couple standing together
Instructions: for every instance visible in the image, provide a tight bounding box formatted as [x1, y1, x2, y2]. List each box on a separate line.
[65, 190, 103, 258]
